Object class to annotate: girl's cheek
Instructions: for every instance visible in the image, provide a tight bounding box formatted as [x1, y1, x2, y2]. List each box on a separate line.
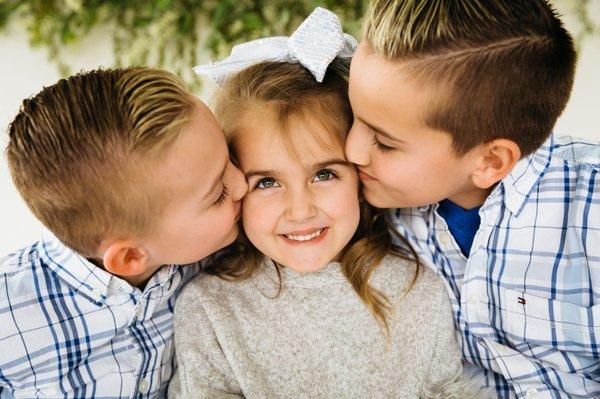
[241, 198, 258, 219]
[242, 197, 271, 222]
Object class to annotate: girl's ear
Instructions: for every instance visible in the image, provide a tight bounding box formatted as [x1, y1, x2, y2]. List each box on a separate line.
[101, 239, 150, 279]
[471, 139, 521, 189]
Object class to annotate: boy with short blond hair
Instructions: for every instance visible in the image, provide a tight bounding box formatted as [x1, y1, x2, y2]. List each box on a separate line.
[1, 67, 247, 397]
[346, 0, 599, 398]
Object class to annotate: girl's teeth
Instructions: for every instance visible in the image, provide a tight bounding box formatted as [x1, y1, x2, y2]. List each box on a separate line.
[285, 229, 323, 242]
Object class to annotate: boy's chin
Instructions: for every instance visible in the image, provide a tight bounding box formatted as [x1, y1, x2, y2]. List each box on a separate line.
[220, 225, 240, 247]
[214, 224, 240, 256]
[362, 187, 399, 209]
[362, 188, 427, 209]
[182, 225, 240, 265]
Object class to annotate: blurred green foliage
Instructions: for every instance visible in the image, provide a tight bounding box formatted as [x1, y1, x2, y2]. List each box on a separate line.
[566, 0, 599, 43]
[0, 0, 597, 88]
[0, 0, 367, 87]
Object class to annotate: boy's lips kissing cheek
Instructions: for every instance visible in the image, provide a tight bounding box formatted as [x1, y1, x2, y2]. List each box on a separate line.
[358, 168, 377, 182]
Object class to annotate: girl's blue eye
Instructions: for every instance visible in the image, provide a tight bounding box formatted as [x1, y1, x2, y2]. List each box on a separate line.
[313, 169, 336, 182]
[255, 177, 280, 190]
[371, 135, 396, 152]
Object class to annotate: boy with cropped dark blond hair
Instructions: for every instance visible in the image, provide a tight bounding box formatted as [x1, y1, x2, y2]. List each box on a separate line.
[346, 0, 599, 398]
[0, 67, 247, 397]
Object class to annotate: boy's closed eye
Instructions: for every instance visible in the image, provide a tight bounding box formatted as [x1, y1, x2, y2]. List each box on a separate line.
[213, 184, 229, 205]
[357, 117, 402, 153]
[371, 135, 397, 153]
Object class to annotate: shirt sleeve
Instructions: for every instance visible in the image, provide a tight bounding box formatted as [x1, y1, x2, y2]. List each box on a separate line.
[420, 291, 491, 399]
[0, 386, 14, 399]
[171, 282, 243, 398]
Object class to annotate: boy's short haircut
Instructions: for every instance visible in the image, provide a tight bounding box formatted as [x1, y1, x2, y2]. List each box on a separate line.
[364, 0, 576, 156]
[6, 67, 197, 257]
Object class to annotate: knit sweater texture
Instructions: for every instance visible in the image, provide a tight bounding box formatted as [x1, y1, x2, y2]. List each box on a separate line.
[170, 254, 488, 398]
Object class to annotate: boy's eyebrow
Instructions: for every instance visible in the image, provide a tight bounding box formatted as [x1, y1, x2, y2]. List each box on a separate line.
[357, 117, 404, 143]
[203, 161, 228, 199]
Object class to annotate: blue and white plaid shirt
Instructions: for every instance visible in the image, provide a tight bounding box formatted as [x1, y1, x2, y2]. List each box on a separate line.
[0, 232, 200, 398]
[389, 135, 600, 399]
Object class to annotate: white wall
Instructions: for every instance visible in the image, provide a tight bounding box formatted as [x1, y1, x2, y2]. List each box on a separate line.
[1, 11, 599, 254]
[554, 33, 600, 138]
[0, 24, 116, 255]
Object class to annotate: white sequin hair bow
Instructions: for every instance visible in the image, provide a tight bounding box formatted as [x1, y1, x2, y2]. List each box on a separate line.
[193, 7, 357, 85]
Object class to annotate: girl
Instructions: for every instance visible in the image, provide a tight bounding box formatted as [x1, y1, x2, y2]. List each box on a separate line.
[170, 59, 486, 398]
[170, 10, 486, 397]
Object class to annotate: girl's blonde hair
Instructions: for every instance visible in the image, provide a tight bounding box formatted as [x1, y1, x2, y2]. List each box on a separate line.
[209, 61, 420, 329]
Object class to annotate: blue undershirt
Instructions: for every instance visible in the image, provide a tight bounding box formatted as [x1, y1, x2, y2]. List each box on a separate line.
[437, 199, 481, 257]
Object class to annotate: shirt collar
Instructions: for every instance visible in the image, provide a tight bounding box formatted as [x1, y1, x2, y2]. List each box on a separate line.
[39, 231, 178, 304]
[418, 203, 434, 213]
[499, 134, 554, 216]
[146, 264, 178, 292]
[39, 230, 113, 305]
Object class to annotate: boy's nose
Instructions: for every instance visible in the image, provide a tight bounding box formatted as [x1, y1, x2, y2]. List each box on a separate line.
[228, 162, 248, 201]
[345, 123, 371, 166]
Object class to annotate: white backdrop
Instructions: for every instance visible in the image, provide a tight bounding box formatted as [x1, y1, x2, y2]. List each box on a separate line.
[1, 12, 599, 254]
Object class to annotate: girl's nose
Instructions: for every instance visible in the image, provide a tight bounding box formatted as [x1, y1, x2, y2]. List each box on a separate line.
[284, 188, 317, 223]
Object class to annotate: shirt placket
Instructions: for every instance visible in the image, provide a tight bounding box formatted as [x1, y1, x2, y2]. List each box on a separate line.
[461, 203, 495, 328]
[130, 287, 162, 398]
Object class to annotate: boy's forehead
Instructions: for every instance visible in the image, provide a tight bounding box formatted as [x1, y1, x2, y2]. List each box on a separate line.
[192, 100, 218, 124]
[351, 58, 429, 120]
[354, 40, 441, 87]
[354, 41, 393, 67]
[150, 103, 228, 196]
[353, 42, 418, 87]
[350, 44, 455, 148]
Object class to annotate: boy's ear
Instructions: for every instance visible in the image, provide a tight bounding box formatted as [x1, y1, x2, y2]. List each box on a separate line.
[471, 139, 521, 189]
[101, 239, 150, 278]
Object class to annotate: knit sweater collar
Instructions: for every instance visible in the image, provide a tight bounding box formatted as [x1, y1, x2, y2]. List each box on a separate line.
[257, 258, 349, 289]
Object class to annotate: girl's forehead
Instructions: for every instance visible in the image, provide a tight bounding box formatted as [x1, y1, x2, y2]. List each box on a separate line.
[235, 122, 346, 176]
[236, 108, 345, 159]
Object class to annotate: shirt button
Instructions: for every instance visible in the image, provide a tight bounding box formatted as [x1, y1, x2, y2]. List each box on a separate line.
[135, 305, 144, 320]
[439, 235, 451, 247]
[138, 379, 150, 394]
[91, 288, 102, 301]
[525, 388, 538, 398]
[467, 297, 478, 307]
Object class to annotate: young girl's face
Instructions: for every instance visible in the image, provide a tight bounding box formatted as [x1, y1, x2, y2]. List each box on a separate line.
[235, 108, 361, 273]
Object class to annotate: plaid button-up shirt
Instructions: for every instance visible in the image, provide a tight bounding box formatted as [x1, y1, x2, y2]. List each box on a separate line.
[388, 135, 600, 399]
[0, 232, 200, 398]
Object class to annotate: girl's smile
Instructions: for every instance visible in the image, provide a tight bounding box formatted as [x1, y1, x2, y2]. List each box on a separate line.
[280, 227, 328, 245]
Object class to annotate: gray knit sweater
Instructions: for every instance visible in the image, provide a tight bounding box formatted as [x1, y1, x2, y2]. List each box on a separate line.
[170, 255, 487, 398]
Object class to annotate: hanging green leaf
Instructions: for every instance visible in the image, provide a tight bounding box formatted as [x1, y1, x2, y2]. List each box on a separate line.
[0, 0, 595, 90]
